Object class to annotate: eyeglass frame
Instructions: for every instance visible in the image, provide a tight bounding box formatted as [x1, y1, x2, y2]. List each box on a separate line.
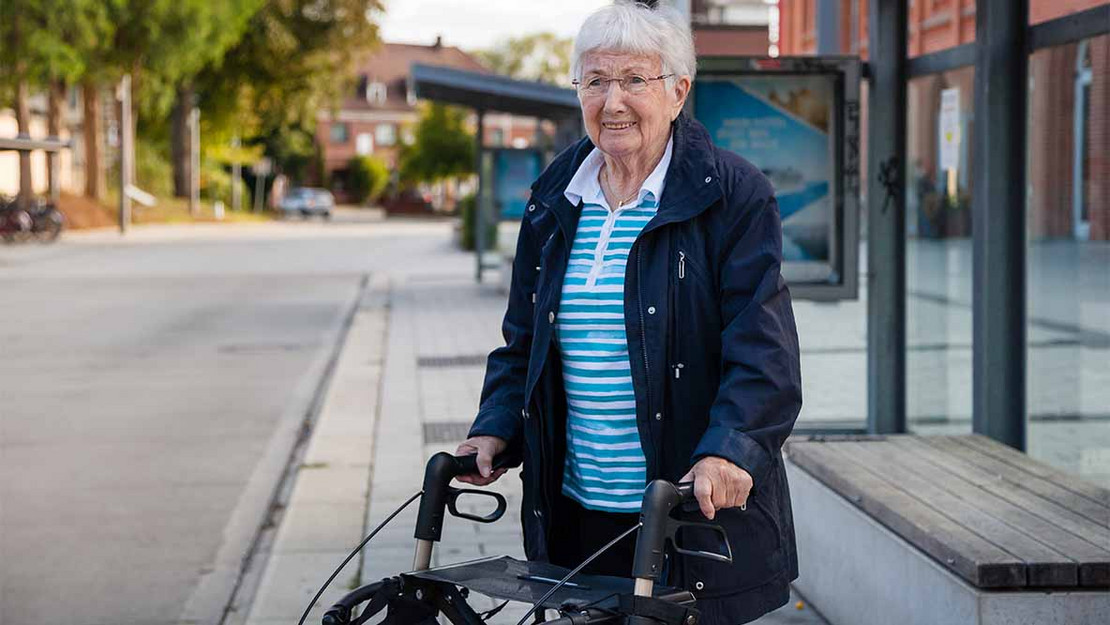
[571, 73, 675, 97]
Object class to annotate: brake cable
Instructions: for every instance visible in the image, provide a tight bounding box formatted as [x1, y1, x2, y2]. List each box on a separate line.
[514, 521, 643, 625]
[297, 490, 423, 625]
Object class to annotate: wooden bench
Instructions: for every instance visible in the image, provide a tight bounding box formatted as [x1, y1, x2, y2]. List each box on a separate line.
[784, 435, 1110, 625]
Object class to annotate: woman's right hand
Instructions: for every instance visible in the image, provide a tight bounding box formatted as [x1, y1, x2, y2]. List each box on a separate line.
[455, 435, 509, 486]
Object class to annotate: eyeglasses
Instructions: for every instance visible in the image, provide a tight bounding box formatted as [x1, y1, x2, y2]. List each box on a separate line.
[572, 73, 674, 98]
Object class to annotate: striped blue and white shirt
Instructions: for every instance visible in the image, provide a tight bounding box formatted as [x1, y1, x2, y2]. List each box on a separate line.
[557, 137, 673, 512]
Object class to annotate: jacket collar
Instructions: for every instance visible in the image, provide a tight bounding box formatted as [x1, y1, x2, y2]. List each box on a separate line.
[531, 113, 723, 229]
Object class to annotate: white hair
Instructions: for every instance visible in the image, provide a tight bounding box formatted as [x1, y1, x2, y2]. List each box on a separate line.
[572, 0, 697, 86]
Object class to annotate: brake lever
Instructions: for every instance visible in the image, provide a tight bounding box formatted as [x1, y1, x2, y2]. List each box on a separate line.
[666, 518, 733, 564]
[668, 481, 733, 564]
[446, 486, 507, 524]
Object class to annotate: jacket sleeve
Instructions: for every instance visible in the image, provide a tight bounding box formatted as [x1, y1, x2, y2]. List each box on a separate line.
[691, 175, 803, 489]
[467, 216, 541, 459]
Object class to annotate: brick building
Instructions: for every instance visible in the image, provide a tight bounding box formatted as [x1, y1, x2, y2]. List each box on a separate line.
[690, 0, 772, 55]
[777, 0, 1109, 241]
[315, 39, 551, 203]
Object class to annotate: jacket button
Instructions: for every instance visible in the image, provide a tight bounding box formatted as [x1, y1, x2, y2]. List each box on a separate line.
[548, 311, 555, 323]
[694, 581, 705, 591]
[655, 412, 662, 421]
[522, 408, 529, 419]
[647, 306, 656, 315]
[533, 509, 543, 519]
[528, 204, 536, 212]
[704, 176, 712, 184]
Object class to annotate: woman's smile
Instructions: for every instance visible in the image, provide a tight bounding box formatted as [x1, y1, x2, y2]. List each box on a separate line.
[602, 120, 637, 131]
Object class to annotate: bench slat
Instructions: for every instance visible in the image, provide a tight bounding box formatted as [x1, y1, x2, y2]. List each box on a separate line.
[951, 434, 1110, 508]
[893, 438, 1110, 548]
[893, 437, 1110, 587]
[925, 435, 1110, 525]
[840, 440, 1079, 587]
[787, 441, 1026, 588]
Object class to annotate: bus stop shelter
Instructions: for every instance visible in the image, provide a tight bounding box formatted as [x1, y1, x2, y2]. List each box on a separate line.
[409, 63, 582, 282]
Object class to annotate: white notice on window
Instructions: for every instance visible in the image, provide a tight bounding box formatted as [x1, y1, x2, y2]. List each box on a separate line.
[940, 88, 960, 172]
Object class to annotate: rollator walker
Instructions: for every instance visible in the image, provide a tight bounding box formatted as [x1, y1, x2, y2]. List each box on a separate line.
[305, 452, 734, 625]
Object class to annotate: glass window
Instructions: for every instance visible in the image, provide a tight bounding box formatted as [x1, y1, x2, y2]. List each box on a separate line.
[375, 124, 396, 147]
[1025, 35, 1110, 489]
[905, 66, 976, 436]
[329, 123, 349, 144]
[356, 133, 373, 155]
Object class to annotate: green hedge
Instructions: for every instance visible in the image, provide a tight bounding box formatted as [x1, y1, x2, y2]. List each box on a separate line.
[347, 155, 390, 205]
[459, 194, 497, 251]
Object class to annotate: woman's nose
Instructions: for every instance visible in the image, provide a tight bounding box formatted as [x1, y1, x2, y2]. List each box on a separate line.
[602, 82, 628, 113]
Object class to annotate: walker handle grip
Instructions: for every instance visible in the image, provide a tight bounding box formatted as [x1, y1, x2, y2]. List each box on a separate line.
[414, 452, 512, 542]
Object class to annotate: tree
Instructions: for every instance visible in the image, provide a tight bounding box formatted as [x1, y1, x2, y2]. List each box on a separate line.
[346, 155, 389, 205]
[194, 0, 384, 180]
[0, 0, 111, 205]
[399, 103, 475, 184]
[473, 32, 573, 85]
[89, 0, 262, 197]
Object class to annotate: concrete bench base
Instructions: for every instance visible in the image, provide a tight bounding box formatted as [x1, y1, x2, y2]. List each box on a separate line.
[786, 458, 1110, 625]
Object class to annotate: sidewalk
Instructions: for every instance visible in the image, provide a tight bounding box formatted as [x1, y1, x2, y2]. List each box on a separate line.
[240, 251, 827, 623]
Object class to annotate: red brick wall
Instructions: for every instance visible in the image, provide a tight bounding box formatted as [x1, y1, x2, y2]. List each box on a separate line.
[777, 1, 1109, 241]
[1088, 36, 1110, 240]
[694, 27, 769, 56]
[1028, 45, 1077, 239]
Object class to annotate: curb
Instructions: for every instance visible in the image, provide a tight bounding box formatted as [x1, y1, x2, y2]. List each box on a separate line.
[231, 275, 390, 625]
[177, 273, 372, 625]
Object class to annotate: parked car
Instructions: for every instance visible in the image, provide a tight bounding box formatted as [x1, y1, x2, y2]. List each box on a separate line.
[279, 187, 334, 219]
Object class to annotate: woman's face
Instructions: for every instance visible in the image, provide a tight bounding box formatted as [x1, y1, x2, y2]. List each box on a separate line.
[577, 51, 690, 162]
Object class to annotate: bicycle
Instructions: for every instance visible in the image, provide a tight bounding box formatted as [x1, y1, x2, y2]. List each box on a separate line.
[27, 197, 65, 243]
[305, 452, 734, 625]
[0, 195, 34, 243]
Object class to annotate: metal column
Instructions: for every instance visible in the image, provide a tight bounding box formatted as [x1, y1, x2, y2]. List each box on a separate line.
[118, 74, 133, 235]
[817, 0, 842, 55]
[474, 110, 486, 283]
[972, 0, 1028, 450]
[866, 0, 908, 434]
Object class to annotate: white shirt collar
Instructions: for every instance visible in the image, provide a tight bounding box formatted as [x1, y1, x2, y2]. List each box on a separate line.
[563, 134, 674, 210]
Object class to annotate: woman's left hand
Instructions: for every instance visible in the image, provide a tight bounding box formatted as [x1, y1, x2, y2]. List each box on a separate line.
[680, 456, 754, 520]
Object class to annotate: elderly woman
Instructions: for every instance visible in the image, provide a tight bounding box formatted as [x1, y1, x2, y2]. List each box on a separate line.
[456, 1, 802, 622]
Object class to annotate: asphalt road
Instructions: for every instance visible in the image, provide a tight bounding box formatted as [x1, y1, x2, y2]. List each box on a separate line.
[0, 211, 461, 625]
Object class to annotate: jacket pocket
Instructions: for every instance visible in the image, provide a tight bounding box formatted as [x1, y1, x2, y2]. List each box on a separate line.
[674, 469, 786, 599]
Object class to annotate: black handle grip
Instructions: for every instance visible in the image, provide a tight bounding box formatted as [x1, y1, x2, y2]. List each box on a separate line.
[447, 487, 507, 524]
[670, 521, 733, 564]
[630, 480, 734, 582]
[414, 452, 511, 542]
[453, 451, 514, 478]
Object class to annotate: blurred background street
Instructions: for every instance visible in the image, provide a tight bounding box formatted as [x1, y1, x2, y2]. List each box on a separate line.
[2, 0, 1107, 623]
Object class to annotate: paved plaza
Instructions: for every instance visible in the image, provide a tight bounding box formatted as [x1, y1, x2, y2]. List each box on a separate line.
[2, 216, 1104, 624]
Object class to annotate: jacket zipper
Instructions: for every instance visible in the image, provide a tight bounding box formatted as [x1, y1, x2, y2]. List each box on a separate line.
[636, 243, 653, 425]
[673, 250, 686, 379]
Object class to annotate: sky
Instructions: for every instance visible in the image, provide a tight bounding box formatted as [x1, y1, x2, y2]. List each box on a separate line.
[377, 0, 614, 51]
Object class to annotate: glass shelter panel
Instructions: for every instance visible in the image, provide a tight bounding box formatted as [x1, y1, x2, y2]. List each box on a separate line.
[905, 67, 976, 435]
[1025, 35, 1110, 489]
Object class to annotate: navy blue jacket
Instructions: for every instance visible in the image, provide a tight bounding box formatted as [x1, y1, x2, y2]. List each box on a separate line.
[469, 113, 803, 623]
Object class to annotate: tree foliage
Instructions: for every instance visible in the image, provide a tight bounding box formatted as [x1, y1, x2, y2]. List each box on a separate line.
[473, 32, 573, 85]
[346, 155, 389, 205]
[195, 0, 384, 173]
[399, 103, 475, 184]
[0, 0, 113, 102]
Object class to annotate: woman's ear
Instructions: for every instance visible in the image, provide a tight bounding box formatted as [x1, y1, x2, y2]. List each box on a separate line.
[672, 75, 692, 120]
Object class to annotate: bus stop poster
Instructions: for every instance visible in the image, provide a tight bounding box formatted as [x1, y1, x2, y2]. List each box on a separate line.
[494, 149, 544, 221]
[695, 74, 837, 281]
